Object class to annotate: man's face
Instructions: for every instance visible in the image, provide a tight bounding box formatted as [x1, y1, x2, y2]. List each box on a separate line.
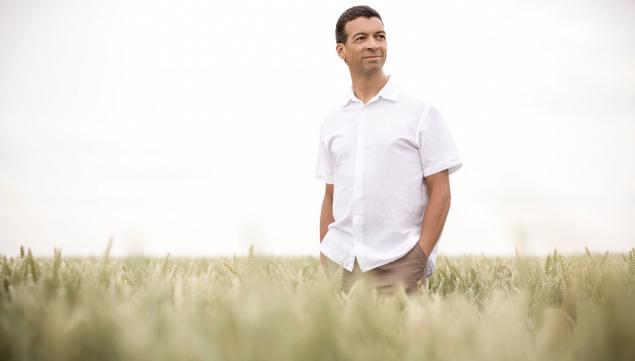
[337, 16, 387, 75]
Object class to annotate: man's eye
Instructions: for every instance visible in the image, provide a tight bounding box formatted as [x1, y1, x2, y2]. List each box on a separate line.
[376, 35, 386, 39]
[356, 37, 365, 42]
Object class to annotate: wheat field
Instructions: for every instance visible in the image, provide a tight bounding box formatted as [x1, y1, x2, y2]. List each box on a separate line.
[1, 244, 634, 361]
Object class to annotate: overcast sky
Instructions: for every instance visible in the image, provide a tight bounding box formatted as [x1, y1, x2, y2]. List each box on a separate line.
[1, 0, 634, 258]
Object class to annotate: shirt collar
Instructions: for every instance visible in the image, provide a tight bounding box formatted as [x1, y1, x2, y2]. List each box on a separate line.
[341, 75, 399, 107]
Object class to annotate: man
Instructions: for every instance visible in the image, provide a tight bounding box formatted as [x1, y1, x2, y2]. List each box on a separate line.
[315, 5, 463, 296]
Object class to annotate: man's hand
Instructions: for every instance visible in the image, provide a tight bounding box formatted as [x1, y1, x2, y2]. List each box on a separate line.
[417, 241, 429, 264]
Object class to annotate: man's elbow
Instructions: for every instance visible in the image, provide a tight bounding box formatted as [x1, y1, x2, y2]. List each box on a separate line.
[431, 187, 452, 208]
[443, 190, 452, 208]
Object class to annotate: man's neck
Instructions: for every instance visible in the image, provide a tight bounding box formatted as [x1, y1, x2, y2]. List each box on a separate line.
[350, 71, 389, 104]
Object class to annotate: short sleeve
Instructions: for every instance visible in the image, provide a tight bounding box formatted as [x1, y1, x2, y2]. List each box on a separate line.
[314, 121, 334, 184]
[417, 106, 463, 177]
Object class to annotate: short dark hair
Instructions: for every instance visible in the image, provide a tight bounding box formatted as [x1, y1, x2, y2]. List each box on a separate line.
[335, 5, 383, 44]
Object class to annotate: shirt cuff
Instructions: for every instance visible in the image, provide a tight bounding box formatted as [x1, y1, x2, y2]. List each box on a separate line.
[423, 159, 463, 177]
[314, 172, 334, 184]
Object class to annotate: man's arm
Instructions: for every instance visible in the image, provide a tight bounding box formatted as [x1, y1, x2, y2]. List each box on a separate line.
[417, 169, 452, 262]
[320, 184, 335, 269]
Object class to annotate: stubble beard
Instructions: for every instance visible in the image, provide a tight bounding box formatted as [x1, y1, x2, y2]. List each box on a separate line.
[359, 60, 385, 77]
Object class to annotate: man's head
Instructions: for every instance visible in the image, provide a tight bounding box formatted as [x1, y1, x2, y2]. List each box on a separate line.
[335, 5, 387, 76]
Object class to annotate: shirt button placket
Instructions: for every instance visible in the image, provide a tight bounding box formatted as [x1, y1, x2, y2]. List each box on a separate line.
[352, 106, 365, 265]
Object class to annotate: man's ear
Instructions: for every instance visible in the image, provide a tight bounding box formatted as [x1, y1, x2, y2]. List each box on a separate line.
[336, 43, 347, 63]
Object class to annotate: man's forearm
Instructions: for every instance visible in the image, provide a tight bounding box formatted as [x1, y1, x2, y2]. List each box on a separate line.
[418, 190, 451, 259]
[320, 196, 334, 242]
[319, 193, 335, 271]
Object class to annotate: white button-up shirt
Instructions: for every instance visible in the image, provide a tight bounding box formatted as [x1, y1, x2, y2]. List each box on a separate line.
[315, 76, 462, 278]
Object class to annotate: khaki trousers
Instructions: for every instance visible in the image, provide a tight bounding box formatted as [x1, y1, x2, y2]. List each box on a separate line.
[323, 242, 429, 297]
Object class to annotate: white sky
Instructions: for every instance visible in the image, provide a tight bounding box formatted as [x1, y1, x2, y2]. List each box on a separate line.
[1, 0, 634, 258]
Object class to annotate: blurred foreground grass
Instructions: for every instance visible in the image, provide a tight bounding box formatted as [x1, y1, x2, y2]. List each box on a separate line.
[1, 244, 634, 361]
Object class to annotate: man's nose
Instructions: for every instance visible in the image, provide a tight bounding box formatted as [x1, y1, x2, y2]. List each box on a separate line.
[366, 37, 379, 50]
